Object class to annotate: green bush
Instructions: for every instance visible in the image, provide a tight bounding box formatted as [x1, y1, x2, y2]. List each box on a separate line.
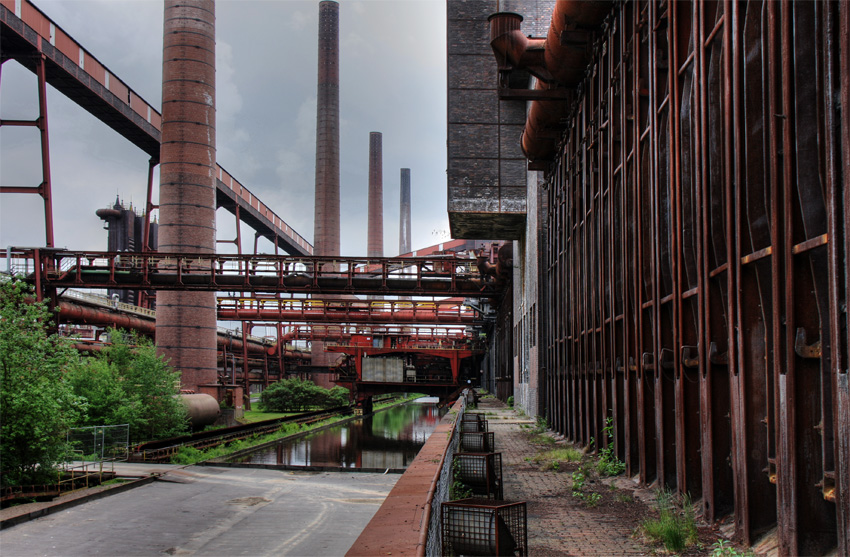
[506, 395, 514, 407]
[66, 329, 188, 443]
[260, 378, 349, 412]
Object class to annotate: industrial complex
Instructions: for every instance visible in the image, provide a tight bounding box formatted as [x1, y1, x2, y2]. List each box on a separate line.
[1, 0, 848, 555]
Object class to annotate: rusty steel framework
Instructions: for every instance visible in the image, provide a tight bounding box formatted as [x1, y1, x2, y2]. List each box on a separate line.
[539, 1, 848, 554]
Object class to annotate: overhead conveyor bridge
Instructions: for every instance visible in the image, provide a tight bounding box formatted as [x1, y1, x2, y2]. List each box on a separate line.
[13, 249, 502, 299]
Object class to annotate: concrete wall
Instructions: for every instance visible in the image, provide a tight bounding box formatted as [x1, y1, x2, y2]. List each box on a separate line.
[513, 173, 542, 418]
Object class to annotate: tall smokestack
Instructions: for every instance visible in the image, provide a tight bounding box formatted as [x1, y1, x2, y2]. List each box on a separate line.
[313, 0, 340, 258]
[367, 131, 383, 258]
[399, 168, 411, 255]
[155, 0, 217, 393]
[311, 1, 341, 377]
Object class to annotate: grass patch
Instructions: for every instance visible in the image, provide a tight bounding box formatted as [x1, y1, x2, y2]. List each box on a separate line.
[532, 447, 583, 471]
[640, 489, 698, 553]
[530, 434, 556, 446]
[100, 478, 132, 486]
[616, 492, 634, 503]
[240, 409, 296, 423]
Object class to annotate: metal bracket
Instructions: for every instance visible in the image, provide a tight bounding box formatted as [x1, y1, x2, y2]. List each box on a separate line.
[794, 327, 822, 359]
[708, 342, 728, 365]
[681, 345, 699, 368]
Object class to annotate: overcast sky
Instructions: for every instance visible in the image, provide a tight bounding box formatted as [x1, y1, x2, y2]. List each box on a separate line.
[0, 0, 450, 258]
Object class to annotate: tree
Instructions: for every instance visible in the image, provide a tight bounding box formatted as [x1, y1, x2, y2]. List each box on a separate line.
[0, 279, 83, 488]
[260, 377, 349, 412]
[66, 329, 188, 443]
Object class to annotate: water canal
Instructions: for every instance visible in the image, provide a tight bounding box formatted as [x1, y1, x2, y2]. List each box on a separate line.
[234, 398, 446, 470]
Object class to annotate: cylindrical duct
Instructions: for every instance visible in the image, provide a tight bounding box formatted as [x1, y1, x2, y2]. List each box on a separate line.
[313, 0, 340, 258]
[155, 0, 218, 393]
[367, 131, 383, 258]
[399, 168, 411, 255]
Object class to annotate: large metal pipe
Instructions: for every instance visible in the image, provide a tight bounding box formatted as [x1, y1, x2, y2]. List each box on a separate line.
[367, 131, 383, 258]
[59, 302, 279, 356]
[59, 302, 156, 335]
[489, 1, 612, 164]
[313, 0, 340, 259]
[155, 0, 218, 393]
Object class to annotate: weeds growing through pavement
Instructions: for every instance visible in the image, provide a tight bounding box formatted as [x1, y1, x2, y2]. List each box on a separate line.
[532, 447, 583, 471]
[596, 417, 626, 477]
[530, 434, 556, 446]
[640, 489, 698, 553]
[531, 416, 548, 434]
[711, 539, 755, 557]
[570, 466, 603, 507]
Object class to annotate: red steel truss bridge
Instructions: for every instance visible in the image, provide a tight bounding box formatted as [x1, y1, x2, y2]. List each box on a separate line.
[15, 248, 502, 299]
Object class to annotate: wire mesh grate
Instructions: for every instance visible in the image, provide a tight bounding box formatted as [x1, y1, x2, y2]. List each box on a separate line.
[454, 453, 503, 500]
[460, 414, 488, 432]
[460, 431, 495, 452]
[441, 499, 527, 556]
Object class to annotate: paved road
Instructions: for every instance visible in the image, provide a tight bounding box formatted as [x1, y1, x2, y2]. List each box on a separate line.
[0, 466, 398, 556]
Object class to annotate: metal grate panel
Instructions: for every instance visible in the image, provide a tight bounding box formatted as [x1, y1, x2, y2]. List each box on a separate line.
[441, 499, 527, 556]
[460, 431, 495, 452]
[454, 452, 503, 500]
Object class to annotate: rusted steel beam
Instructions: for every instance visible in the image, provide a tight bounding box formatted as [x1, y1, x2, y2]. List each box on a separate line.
[826, 2, 850, 554]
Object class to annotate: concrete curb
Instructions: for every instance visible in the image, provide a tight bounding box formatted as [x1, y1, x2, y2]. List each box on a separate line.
[0, 475, 156, 530]
[202, 462, 406, 474]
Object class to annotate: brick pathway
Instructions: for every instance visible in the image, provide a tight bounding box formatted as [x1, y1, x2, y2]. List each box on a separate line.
[479, 397, 649, 556]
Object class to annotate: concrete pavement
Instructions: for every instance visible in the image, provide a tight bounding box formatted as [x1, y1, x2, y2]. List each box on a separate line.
[0, 465, 398, 556]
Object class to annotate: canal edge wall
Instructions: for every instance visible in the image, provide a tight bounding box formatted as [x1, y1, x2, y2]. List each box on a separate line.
[346, 396, 466, 556]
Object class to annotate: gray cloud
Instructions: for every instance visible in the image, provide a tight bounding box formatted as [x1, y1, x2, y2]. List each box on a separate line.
[1, 0, 449, 258]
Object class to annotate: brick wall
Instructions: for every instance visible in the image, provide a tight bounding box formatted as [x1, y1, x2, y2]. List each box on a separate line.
[447, 0, 555, 240]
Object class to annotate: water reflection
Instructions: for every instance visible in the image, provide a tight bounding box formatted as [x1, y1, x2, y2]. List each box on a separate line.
[235, 401, 446, 469]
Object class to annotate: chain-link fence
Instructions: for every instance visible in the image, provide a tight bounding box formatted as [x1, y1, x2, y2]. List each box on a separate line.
[425, 395, 466, 556]
[65, 424, 129, 470]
